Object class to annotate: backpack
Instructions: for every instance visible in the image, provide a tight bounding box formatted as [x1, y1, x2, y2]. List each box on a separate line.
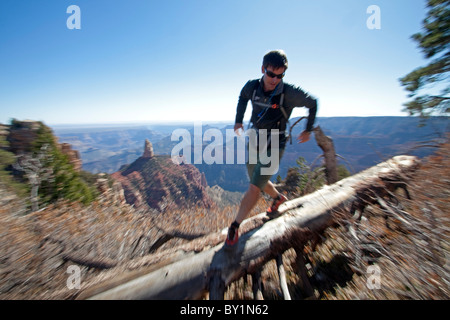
[250, 81, 291, 142]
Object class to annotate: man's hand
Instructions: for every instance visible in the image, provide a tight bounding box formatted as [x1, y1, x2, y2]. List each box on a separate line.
[297, 130, 311, 143]
[234, 123, 244, 136]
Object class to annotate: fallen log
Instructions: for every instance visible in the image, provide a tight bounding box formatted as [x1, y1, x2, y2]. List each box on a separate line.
[85, 155, 419, 300]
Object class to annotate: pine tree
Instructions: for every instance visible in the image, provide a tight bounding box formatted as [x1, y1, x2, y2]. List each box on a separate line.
[399, 0, 450, 117]
[31, 122, 97, 206]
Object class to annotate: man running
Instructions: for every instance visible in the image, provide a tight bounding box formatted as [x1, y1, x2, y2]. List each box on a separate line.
[225, 50, 318, 249]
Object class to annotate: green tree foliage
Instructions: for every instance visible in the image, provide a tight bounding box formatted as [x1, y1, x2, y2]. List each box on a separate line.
[399, 0, 450, 117]
[283, 157, 350, 197]
[28, 122, 97, 206]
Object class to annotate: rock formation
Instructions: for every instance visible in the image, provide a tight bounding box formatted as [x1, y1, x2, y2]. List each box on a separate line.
[142, 139, 154, 159]
[112, 146, 214, 210]
[59, 142, 82, 172]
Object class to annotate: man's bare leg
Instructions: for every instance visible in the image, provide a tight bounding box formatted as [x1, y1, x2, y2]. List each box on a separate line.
[226, 182, 284, 248]
[263, 181, 279, 199]
[234, 181, 280, 224]
[235, 184, 261, 224]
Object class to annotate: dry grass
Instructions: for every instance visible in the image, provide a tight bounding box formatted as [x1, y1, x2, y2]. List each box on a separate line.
[225, 141, 450, 300]
[0, 142, 448, 300]
[0, 178, 271, 299]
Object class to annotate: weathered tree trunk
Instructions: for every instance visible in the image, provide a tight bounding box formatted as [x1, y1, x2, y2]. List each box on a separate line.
[314, 126, 338, 184]
[83, 155, 419, 300]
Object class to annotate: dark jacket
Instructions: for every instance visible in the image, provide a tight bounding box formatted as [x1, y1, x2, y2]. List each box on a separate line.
[235, 78, 318, 133]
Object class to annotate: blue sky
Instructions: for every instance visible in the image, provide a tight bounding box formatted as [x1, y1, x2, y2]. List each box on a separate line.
[0, 0, 428, 125]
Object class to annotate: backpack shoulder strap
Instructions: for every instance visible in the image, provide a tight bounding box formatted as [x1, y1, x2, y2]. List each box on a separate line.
[251, 80, 260, 103]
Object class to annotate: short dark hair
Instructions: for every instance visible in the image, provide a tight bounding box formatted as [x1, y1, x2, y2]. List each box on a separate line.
[263, 50, 288, 70]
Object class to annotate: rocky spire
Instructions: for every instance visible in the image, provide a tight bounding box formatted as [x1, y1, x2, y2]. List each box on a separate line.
[142, 139, 154, 158]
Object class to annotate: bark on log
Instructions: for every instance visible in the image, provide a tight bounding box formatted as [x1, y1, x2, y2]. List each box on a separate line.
[84, 155, 419, 300]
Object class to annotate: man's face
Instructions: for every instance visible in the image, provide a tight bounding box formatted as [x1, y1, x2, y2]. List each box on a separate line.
[261, 66, 285, 91]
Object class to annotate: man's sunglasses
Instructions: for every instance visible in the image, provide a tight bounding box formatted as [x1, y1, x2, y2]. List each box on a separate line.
[265, 68, 285, 79]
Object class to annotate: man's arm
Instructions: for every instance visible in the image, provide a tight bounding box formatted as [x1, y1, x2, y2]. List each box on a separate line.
[305, 101, 317, 132]
[298, 100, 317, 143]
[235, 91, 249, 125]
[234, 123, 244, 136]
[234, 80, 257, 134]
[297, 130, 311, 143]
[284, 84, 318, 143]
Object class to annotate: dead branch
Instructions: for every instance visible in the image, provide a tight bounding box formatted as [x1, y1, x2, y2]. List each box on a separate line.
[313, 126, 338, 184]
[276, 254, 291, 300]
[63, 253, 117, 270]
